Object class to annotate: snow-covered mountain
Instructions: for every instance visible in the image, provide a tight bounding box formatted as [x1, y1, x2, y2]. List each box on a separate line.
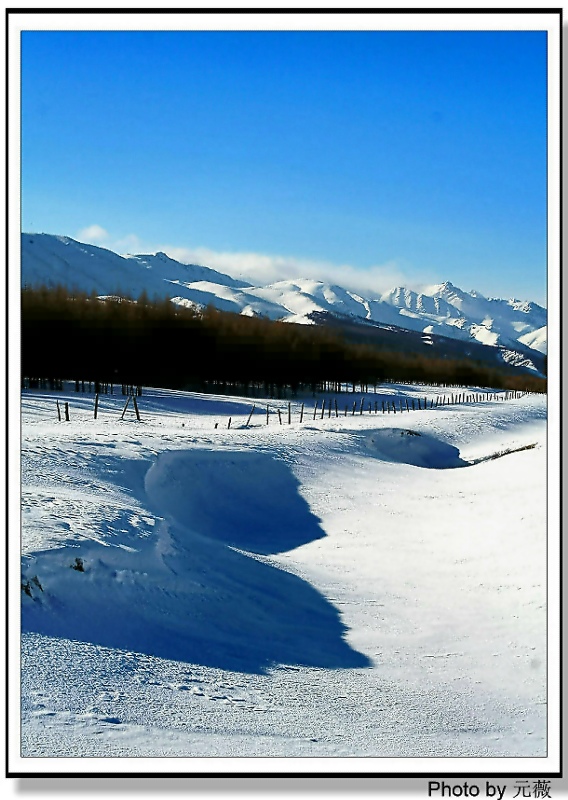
[376, 281, 547, 354]
[21, 233, 547, 356]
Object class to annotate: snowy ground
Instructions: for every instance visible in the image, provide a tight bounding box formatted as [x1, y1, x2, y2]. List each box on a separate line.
[16, 383, 549, 771]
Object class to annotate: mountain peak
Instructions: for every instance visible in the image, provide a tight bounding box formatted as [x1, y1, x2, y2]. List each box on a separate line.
[436, 280, 463, 295]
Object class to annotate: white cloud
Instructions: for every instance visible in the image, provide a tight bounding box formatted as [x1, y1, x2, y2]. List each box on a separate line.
[88, 228, 415, 296]
[77, 229, 146, 257]
[76, 224, 109, 243]
[154, 244, 408, 297]
[110, 233, 144, 253]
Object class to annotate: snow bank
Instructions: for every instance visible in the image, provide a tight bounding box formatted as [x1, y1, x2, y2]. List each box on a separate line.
[144, 449, 326, 554]
[22, 444, 368, 674]
[362, 428, 467, 469]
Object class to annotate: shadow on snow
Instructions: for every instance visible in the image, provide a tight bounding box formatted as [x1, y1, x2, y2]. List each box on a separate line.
[22, 449, 370, 674]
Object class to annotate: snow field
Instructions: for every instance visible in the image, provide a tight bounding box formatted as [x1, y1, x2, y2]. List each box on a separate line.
[19, 383, 548, 763]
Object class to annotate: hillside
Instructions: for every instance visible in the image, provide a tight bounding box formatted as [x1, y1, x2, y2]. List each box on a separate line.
[21, 233, 547, 362]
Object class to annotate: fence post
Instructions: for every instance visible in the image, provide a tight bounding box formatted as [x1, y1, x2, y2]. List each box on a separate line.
[133, 395, 141, 421]
[56, 400, 61, 421]
[313, 401, 318, 420]
[278, 409, 282, 425]
[335, 398, 339, 418]
[359, 398, 364, 415]
[288, 402, 291, 424]
[94, 393, 99, 420]
[228, 417, 232, 429]
[352, 401, 357, 416]
[267, 405, 270, 425]
[321, 399, 326, 419]
[246, 405, 256, 427]
[121, 396, 131, 420]
[300, 402, 304, 424]
[64, 402, 70, 422]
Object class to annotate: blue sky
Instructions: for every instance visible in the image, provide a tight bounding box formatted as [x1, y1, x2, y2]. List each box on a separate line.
[21, 29, 547, 304]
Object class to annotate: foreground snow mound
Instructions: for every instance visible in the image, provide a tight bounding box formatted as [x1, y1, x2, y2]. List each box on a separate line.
[22, 449, 368, 674]
[144, 449, 325, 555]
[364, 428, 467, 469]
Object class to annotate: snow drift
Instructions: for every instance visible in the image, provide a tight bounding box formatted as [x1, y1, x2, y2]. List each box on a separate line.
[22, 447, 367, 673]
[363, 428, 468, 469]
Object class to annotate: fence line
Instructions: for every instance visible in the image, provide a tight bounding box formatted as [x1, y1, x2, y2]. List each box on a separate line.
[227, 389, 528, 430]
[45, 386, 529, 428]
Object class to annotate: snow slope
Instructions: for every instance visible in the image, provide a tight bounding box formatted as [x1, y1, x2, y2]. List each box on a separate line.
[518, 325, 548, 355]
[21, 233, 547, 354]
[379, 281, 547, 352]
[22, 233, 252, 298]
[18, 383, 548, 769]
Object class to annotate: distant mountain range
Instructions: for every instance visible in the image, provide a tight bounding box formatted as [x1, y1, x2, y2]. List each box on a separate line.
[21, 233, 547, 375]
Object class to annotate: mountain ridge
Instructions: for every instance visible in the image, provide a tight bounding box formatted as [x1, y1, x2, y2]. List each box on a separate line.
[21, 232, 547, 359]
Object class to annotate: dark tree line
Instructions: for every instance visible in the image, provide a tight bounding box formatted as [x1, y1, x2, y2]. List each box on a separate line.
[21, 285, 547, 395]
